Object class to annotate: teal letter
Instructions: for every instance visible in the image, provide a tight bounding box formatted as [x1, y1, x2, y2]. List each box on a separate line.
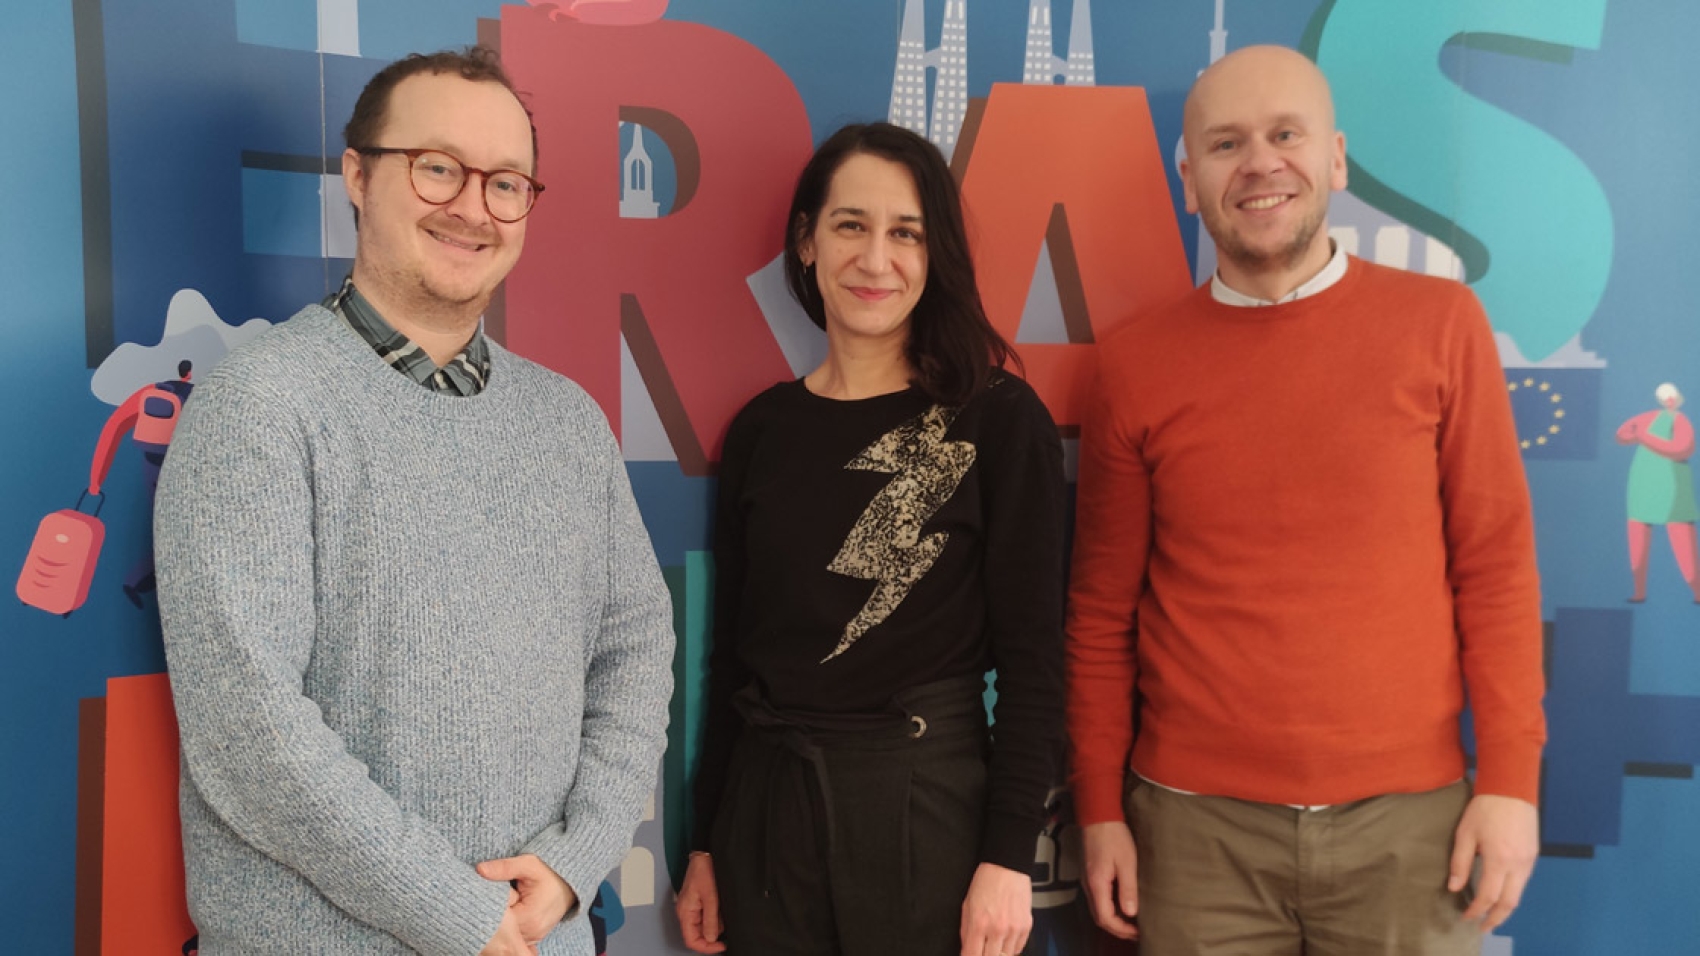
[662, 551, 714, 889]
[1311, 0, 1611, 361]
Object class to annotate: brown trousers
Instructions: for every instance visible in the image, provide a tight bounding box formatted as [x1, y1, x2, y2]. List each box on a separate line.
[1127, 778, 1481, 956]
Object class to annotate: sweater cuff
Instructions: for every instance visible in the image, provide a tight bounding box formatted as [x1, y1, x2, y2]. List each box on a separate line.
[1069, 768, 1128, 826]
[526, 821, 624, 924]
[690, 810, 715, 854]
[1472, 738, 1543, 806]
[979, 809, 1041, 874]
[399, 869, 514, 956]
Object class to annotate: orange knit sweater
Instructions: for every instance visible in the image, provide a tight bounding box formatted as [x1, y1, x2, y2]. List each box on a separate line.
[1065, 258, 1545, 826]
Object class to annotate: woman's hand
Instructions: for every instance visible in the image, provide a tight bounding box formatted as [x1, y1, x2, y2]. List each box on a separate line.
[959, 862, 1033, 956]
[675, 852, 728, 953]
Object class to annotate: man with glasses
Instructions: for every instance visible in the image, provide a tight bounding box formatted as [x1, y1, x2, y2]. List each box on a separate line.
[155, 48, 674, 956]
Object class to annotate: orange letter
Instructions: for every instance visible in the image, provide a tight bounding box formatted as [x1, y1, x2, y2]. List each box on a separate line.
[959, 84, 1191, 429]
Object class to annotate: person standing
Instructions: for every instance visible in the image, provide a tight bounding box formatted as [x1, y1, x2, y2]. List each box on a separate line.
[155, 48, 674, 955]
[674, 122, 1067, 956]
[1066, 46, 1546, 955]
[1616, 382, 1700, 602]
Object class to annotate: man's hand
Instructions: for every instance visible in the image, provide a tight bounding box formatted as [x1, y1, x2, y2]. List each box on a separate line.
[674, 852, 727, 953]
[478, 854, 577, 946]
[1081, 821, 1139, 940]
[1449, 794, 1539, 933]
[958, 862, 1033, 956]
[480, 900, 537, 956]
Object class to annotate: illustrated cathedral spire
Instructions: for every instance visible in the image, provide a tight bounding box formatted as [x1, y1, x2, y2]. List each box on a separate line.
[887, 0, 970, 160]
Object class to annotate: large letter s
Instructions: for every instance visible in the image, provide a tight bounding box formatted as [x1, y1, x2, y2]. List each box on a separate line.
[1313, 0, 1611, 362]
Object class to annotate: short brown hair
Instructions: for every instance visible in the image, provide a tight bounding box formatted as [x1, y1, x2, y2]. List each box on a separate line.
[343, 46, 538, 171]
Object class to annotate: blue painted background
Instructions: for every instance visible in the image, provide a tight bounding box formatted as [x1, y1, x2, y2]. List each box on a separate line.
[2, 1, 1695, 953]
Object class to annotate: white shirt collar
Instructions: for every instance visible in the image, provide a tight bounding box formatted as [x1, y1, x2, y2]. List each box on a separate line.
[1210, 240, 1348, 307]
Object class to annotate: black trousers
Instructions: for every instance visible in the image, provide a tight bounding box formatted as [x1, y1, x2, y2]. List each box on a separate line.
[710, 677, 990, 956]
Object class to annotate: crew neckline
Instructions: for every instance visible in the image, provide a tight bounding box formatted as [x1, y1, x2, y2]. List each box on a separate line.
[792, 377, 922, 406]
[304, 305, 521, 422]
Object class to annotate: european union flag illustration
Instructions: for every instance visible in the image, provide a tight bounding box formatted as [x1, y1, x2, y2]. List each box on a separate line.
[1506, 368, 1602, 460]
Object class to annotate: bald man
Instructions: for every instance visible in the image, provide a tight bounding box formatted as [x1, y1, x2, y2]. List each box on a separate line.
[1064, 46, 1545, 955]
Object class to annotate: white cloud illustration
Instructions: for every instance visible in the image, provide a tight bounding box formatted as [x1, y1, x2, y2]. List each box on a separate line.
[90, 289, 273, 405]
[1496, 331, 1608, 370]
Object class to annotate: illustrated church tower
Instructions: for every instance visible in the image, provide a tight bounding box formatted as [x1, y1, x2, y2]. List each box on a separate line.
[619, 124, 659, 219]
[888, 0, 971, 161]
[1023, 0, 1095, 86]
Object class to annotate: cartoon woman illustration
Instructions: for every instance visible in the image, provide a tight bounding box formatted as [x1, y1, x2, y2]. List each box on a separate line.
[1616, 382, 1700, 603]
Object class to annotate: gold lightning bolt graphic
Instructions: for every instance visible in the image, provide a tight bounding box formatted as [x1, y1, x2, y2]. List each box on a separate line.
[822, 404, 976, 663]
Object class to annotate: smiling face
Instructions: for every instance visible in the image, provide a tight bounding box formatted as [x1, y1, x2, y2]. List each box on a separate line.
[342, 71, 535, 326]
[799, 152, 928, 352]
[1181, 46, 1347, 295]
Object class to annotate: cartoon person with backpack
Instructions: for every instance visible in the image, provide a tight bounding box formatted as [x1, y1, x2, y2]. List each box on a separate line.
[90, 359, 194, 606]
[17, 360, 193, 617]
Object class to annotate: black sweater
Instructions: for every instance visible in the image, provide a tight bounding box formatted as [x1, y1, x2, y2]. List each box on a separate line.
[692, 371, 1068, 871]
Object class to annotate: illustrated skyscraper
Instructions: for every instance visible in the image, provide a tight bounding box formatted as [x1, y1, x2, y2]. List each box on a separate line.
[1023, 0, 1095, 86]
[889, 0, 929, 136]
[1183, 0, 1229, 285]
[888, 0, 970, 160]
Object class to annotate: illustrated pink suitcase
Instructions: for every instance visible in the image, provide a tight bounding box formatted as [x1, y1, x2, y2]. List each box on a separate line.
[17, 491, 106, 617]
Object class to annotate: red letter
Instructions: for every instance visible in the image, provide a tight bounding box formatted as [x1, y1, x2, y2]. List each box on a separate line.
[501, 7, 812, 472]
[95, 675, 194, 954]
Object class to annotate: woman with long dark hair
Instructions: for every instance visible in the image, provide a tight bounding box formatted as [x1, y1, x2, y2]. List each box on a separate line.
[673, 122, 1067, 956]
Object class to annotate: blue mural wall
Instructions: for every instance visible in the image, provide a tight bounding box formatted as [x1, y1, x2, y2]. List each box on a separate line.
[2, 1, 1696, 953]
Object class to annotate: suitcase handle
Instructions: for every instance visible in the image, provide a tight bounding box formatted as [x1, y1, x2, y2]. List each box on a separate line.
[77, 490, 105, 518]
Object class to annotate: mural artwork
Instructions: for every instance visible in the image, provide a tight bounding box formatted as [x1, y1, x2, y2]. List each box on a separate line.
[2, 0, 1696, 954]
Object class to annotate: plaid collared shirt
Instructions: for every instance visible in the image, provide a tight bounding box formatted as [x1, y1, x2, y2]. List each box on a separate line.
[325, 275, 492, 396]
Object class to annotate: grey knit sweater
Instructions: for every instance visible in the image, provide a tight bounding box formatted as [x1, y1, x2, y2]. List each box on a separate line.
[155, 306, 675, 955]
